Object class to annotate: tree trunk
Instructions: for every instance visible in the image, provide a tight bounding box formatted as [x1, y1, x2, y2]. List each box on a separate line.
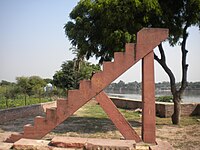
[25, 94, 27, 105]
[6, 98, 8, 108]
[172, 93, 181, 124]
[154, 43, 187, 125]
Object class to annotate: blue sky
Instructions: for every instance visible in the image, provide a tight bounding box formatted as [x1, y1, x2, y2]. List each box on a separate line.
[0, 0, 200, 83]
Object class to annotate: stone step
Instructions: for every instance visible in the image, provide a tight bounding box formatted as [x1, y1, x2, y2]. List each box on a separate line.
[46, 107, 57, 121]
[79, 80, 93, 99]
[34, 116, 46, 128]
[5, 133, 23, 143]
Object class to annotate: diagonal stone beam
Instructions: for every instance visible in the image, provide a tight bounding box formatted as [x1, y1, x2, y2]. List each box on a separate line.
[95, 91, 141, 142]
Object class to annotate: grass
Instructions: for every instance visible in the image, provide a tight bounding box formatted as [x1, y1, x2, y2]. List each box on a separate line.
[75, 101, 199, 126]
[156, 115, 200, 126]
[74, 101, 141, 121]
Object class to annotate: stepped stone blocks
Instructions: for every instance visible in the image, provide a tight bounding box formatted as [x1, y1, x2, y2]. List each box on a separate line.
[5, 28, 168, 144]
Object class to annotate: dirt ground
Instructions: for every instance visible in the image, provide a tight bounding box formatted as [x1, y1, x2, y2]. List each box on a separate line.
[0, 102, 200, 150]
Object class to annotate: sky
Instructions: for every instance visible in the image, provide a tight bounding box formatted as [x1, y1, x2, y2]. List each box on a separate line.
[0, 0, 200, 83]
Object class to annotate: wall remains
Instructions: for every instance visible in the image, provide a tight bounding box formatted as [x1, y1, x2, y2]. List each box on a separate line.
[0, 101, 56, 123]
[110, 97, 200, 117]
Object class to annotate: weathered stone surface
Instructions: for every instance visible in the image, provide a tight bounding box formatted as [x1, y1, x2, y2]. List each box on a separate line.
[142, 51, 156, 143]
[13, 138, 52, 150]
[50, 137, 136, 150]
[5, 137, 173, 150]
[86, 138, 136, 150]
[50, 137, 87, 148]
[0, 142, 13, 150]
[149, 139, 173, 150]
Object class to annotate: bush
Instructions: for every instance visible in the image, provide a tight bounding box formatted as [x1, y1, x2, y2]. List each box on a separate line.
[156, 95, 173, 103]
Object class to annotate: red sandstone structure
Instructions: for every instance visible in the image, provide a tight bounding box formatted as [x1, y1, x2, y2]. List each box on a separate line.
[5, 28, 168, 144]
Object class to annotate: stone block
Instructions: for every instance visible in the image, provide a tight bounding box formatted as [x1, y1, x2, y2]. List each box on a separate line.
[149, 139, 173, 150]
[50, 136, 136, 150]
[13, 138, 51, 150]
[0, 142, 13, 150]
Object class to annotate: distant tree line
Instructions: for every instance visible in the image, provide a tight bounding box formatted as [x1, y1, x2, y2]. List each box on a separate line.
[105, 80, 200, 94]
[0, 76, 59, 109]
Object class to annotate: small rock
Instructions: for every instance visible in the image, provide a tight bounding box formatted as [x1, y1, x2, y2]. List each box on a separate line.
[135, 108, 142, 113]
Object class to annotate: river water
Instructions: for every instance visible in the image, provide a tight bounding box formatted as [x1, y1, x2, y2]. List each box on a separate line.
[106, 90, 200, 103]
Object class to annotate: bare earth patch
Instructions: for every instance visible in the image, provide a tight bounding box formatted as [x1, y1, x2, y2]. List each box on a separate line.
[0, 100, 199, 150]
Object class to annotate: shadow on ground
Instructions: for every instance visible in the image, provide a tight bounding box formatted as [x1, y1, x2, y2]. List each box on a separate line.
[52, 116, 141, 134]
[0, 115, 141, 134]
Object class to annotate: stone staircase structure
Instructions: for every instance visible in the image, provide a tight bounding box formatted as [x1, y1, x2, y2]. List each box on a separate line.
[5, 28, 168, 144]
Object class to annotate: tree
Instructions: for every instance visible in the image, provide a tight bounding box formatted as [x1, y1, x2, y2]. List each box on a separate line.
[44, 78, 53, 84]
[71, 47, 85, 71]
[53, 60, 100, 90]
[28, 76, 46, 101]
[16, 77, 31, 105]
[65, 0, 200, 124]
[0, 80, 14, 86]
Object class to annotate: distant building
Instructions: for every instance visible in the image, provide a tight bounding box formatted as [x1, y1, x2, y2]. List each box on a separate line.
[44, 83, 53, 92]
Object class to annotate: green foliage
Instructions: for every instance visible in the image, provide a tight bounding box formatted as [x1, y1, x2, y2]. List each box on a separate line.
[156, 95, 173, 103]
[0, 80, 15, 86]
[53, 60, 100, 90]
[65, 0, 200, 62]
[28, 76, 46, 98]
[0, 97, 50, 109]
[16, 76, 47, 105]
[0, 77, 62, 109]
[16, 77, 32, 97]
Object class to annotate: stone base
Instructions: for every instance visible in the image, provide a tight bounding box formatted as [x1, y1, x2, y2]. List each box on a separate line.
[10, 137, 173, 150]
[11, 137, 136, 150]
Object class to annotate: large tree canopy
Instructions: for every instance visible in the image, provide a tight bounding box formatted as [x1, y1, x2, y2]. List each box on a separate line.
[65, 0, 200, 124]
[65, 0, 200, 63]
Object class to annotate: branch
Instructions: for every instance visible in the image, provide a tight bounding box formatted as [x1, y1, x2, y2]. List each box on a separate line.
[179, 24, 189, 94]
[154, 43, 177, 94]
[158, 44, 166, 62]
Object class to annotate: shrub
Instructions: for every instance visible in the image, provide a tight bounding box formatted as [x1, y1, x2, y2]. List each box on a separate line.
[156, 95, 173, 103]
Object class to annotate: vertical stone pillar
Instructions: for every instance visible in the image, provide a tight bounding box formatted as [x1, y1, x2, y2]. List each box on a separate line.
[142, 51, 156, 143]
